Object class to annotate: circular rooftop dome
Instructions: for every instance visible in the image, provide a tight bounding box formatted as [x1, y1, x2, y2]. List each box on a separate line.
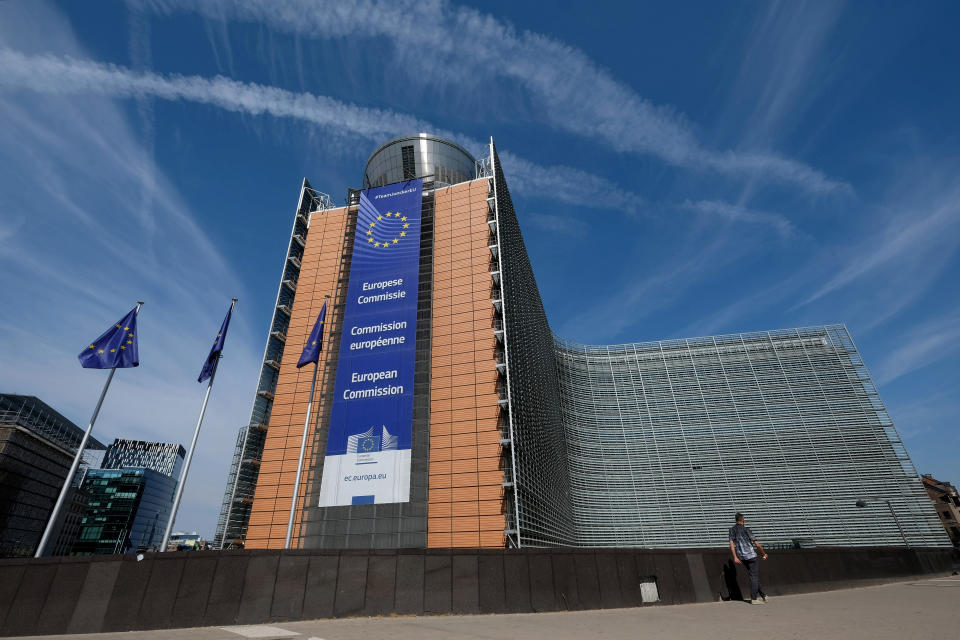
[363, 133, 477, 189]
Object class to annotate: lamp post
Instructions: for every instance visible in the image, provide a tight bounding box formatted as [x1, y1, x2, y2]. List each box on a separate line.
[855, 498, 909, 548]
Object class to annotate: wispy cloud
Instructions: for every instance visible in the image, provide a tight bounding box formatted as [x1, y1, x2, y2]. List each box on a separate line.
[797, 188, 960, 319]
[0, 1, 262, 538]
[0, 48, 644, 212]
[681, 199, 801, 240]
[523, 212, 588, 237]
[872, 312, 960, 386]
[556, 232, 745, 343]
[135, 0, 851, 195]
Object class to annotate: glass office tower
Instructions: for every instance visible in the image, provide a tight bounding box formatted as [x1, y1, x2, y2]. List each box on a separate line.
[221, 134, 949, 550]
[71, 467, 177, 554]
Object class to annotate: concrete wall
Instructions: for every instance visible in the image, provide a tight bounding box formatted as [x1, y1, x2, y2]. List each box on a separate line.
[0, 547, 955, 637]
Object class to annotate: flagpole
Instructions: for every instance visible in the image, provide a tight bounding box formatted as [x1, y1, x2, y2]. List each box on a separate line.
[160, 298, 237, 553]
[35, 301, 144, 558]
[285, 295, 329, 549]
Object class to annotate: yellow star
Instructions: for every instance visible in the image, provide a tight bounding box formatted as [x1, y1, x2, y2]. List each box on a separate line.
[366, 230, 372, 236]
[385, 212, 392, 217]
[115, 324, 121, 329]
[401, 216, 407, 221]
[368, 237, 374, 243]
[382, 243, 389, 249]
[374, 241, 380, 247]
[128, 332, 133, 337]
[110, 348, 116, 353]
[311, 340, 317, 345]
[120, 345, 126, 350]
[376, 215, 383, 220]
[402, 223, 409, 229]
[98, 349, 105, 354]
[369, 221, 375, 227]
[126, 340, 132, 344]
[392, 238, 398, 244]
[400, 231, 406, 237]
[89, 344, 95, 349]
[124, 326, 130, 331]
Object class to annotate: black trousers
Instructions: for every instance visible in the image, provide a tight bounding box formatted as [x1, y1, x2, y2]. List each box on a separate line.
[741, 557, 763, 600]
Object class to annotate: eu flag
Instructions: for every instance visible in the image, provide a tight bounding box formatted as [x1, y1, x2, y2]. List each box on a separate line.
[297, 300, 327, 368]
[78, 307, 139, 369]
[199, 304, 234, 383]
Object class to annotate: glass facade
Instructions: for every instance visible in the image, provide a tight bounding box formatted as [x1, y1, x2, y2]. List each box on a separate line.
[548, 328, 950, 548]
[71, 468, 177, 554]
[102, 439, 184, 478]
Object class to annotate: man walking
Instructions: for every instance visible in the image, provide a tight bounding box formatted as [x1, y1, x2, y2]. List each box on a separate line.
[729, 512, 768, 604]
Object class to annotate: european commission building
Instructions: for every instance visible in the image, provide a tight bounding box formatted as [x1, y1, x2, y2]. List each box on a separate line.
[215, 134, 949, 551]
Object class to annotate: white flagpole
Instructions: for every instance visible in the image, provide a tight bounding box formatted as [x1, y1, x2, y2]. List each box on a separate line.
[160, 298, 237, 553]
[35, 301, 144, 558]
[285, 361, 318, 549]
[285, 295, 329, 549]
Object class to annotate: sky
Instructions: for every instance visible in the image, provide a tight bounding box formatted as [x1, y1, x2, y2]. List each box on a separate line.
[0, 0, 958, 540]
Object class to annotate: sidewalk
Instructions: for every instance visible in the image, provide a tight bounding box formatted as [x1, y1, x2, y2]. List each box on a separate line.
[12, 575, 960, 640]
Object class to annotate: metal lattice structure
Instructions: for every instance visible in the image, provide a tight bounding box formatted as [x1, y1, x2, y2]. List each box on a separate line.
[491, 142, 576, 547]
[546, 326, 950, 548]
[0, 394, 105, 454]
[213, 180, 334, 548]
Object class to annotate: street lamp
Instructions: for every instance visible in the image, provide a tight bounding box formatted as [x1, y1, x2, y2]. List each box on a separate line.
[855, 498, 909, 548]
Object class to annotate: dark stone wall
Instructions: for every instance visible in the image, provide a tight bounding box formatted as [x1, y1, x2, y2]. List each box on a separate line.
[0, 546, 955, 637]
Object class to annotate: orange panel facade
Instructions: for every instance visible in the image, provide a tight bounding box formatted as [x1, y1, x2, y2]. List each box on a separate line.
[246, 177, 505, 550]
[428, 179, 506, 548]
[246, 205, 350, 549]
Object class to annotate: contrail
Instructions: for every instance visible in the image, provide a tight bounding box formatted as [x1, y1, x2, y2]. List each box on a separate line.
[134, 0, 851, 195]
[0, 48, 644, 211]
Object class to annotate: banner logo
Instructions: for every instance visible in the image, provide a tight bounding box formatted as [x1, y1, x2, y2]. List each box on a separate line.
[318, 179, 422, 507]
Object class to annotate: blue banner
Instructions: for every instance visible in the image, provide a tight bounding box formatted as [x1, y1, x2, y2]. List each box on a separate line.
[318, 179, 422, 506]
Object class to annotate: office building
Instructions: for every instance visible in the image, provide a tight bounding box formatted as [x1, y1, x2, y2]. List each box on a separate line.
[71, 467, 177, 555]
[102, 438, 185, 478]
[0, 394, 105, 557]
[215, 134, 949, 550]
[67, 439, 183, 555]
[921, 474, 960, 546]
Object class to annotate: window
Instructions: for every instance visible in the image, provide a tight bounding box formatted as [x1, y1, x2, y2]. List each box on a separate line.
[401, 145, 416, 179]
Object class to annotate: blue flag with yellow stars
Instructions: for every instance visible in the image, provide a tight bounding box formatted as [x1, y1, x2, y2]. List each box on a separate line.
[297, 300, 327, 368]
[78, 307, 139, 369]
[198, 304, 234, 383]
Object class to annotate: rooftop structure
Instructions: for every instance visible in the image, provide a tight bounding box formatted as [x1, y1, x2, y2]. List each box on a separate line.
[102, 438, 185, 478]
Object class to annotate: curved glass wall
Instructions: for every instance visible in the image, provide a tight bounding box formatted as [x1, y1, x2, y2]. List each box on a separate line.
[549, 327, 949, 548]
[364, 134, 476, 188]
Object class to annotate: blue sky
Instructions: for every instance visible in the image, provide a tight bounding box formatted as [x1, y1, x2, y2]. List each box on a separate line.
[1, 0, 957, 539]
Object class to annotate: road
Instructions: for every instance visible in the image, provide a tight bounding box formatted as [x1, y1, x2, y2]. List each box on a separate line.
[13, 575, 960, 640]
